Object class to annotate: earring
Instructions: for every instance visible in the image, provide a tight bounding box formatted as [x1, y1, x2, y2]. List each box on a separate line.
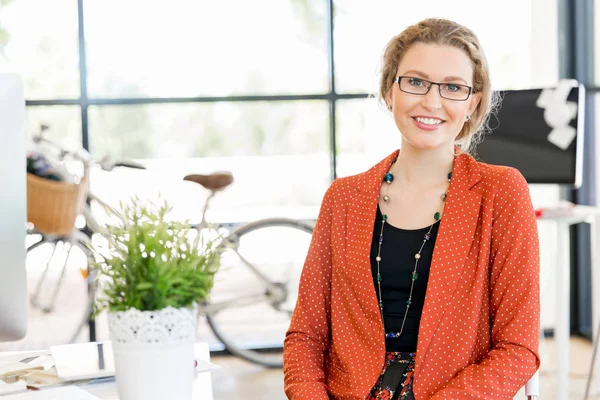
[466, 115, 470, 121]
[388, 105, 392, 110]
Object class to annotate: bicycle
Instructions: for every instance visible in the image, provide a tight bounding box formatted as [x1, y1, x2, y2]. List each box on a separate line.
[27, 132, 315, 368]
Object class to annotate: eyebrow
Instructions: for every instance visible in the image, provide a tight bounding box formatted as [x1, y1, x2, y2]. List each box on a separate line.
[402, 70, 468, 85]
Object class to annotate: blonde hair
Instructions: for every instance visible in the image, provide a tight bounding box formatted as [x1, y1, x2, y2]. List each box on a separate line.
[379, 18, 500, 155]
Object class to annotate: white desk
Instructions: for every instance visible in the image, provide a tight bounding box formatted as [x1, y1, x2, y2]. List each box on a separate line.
[536, 205, 600, 400]
[0, 343, 214, 399]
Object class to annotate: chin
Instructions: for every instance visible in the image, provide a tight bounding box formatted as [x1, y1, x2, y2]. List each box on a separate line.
[401, 127, 455, 149]
[403, 136, 450, 151]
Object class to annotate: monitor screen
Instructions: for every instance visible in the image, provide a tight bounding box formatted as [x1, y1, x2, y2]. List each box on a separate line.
[0, 73, 28, 341]
[474, 79, 584, 187]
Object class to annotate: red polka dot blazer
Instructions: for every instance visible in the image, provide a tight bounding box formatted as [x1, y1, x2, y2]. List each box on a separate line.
[283, 150, 540, 399]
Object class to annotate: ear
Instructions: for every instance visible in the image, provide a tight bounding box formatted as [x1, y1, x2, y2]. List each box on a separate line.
[385, 89, 393, 108]
[468, 92, 482, 116]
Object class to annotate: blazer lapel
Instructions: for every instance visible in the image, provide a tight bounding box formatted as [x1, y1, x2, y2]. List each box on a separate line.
[414, 153, 483, 376]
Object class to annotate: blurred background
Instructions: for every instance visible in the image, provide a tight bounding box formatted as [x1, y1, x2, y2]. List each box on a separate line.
[1, 0, 599, 398]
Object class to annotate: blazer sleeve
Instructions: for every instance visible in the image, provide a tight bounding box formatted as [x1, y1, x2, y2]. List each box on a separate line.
[431, 167, 541, 399]
[283, 181, 337, 400]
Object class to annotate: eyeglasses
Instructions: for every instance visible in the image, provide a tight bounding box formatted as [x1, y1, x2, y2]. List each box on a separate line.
[394, 76, 473, 101]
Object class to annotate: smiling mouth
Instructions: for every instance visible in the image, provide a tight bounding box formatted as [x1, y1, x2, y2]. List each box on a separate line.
[413, 116, 445, 125]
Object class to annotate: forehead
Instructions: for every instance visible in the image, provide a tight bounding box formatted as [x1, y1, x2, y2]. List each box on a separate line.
[397, 43, 474, 83]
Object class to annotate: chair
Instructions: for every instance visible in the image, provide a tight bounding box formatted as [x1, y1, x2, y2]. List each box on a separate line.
[525, 371, 539, 399]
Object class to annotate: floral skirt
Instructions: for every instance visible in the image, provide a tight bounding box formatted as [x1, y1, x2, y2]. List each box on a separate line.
[367, 352, 415, 400]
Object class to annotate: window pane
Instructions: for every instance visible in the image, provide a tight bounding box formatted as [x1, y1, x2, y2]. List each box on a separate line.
[88, 101, 329, 158]
[88, 102, 330, 223]
[25, 106, 82, 150]
[336, 98, 398, 177]
[0, 0, 80, 99]
[84, 0, 328, 98]
[334, 0, 559, 93]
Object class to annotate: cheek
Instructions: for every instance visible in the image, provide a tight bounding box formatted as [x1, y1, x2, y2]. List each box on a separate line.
[447, 105, 470, 122]
[395, 96, 421, 116]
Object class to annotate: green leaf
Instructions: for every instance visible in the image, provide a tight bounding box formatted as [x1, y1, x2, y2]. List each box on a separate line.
[136, 282, 154, 291]
[89, 196, 222, 315]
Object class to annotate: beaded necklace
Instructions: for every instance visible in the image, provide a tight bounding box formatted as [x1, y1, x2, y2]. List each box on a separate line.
[376, 160, 452, 339]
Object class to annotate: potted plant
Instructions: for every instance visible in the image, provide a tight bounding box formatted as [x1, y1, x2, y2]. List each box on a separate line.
[89, 196, 221, 400]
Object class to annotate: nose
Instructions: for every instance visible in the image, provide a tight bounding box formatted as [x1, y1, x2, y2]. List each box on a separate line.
[420, 84, 443, 111]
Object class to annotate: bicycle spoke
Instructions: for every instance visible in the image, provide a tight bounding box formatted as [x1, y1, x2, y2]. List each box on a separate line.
[227, 245, 284, 292]
[26, 233, 95, 345]
[204, 219, 313, 368]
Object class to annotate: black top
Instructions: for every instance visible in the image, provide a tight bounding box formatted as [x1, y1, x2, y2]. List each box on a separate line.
[370, 206, 439, 352]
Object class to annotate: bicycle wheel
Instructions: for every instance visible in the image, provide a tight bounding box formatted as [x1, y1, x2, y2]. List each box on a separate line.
[26, 230, 95, 345]
[204, 218, 314, 368]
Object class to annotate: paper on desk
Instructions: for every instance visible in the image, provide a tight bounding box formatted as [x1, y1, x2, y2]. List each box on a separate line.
[195, 358, 221, 373]
[2, 386, 99, 399]
[0, 381, 27, 395]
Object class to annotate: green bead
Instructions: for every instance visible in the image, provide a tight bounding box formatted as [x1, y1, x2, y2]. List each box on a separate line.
[406, 299, 411, 306]
[434, 212, 441, 221]
[448, 172, 452, 180]
[377, 274, 382, 283]
[412, 272, 418, 280]
[382, 214, 388, 221]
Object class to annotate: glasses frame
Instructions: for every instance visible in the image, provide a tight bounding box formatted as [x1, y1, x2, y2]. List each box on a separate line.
[394, 76, 473, 101]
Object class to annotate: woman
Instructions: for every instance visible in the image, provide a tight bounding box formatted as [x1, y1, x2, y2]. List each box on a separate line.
[283, 18, 540, 400]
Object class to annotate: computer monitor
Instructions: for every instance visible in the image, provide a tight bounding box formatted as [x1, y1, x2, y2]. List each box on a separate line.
[0, 73, 28, 341]
[475, 79, 584, 187]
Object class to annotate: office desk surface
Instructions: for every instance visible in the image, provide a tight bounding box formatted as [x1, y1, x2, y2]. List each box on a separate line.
[83, 343, 213, 399]
[0, 343, 214, 400]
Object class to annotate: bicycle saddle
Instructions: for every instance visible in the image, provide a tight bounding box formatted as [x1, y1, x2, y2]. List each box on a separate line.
[183, 172, 234, 191]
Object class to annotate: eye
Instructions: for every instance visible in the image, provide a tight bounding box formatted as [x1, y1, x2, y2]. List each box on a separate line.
[408, 78, 425, 87]
[445, 84, 461, 92]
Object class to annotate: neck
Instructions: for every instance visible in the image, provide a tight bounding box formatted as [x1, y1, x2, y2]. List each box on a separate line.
[392, 143, 455, 188]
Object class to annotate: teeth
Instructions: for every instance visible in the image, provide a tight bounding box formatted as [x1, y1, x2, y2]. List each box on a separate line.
[415, 117, 443, 125]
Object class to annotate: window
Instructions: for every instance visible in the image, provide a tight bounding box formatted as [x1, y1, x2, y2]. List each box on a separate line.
[336, 98, 397, 177]
[0, 0, 80, 99]
[88, 101, 330, 223]
[25, 106, 82, 149]
[4, 0, 562, 217]
[84, 0, 328, 98]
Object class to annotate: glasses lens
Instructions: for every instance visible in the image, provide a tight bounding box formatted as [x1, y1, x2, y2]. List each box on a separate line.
[399, 77, 429, 95]
[440, 84, 470, 100]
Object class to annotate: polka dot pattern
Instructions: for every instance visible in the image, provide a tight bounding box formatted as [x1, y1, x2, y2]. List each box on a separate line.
[283, 150, 540, 400]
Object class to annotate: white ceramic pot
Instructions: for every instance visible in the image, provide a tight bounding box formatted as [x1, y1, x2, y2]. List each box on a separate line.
[108, 305, 198, 400]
